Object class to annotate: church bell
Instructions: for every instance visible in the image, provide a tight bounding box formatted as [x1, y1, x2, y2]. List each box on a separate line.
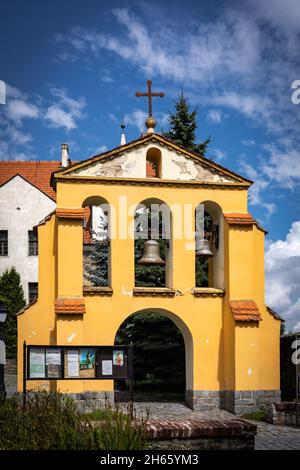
[196, 238, 214, 257]
[138, 239, 165, 265]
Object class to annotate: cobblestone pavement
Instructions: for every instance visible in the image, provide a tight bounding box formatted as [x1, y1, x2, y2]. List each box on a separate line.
[253, 420, 300, 450]
[4, 373, 300, 450]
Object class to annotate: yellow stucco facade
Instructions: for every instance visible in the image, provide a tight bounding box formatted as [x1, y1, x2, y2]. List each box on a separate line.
[17, 133, 281, 413]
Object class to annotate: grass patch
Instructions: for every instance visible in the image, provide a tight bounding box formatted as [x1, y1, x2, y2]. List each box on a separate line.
[0, 391, 148, 450]
[240, 409, 267, 421]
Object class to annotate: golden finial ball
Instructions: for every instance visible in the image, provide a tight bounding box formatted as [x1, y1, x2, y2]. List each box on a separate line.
[145, 116, 156, 129]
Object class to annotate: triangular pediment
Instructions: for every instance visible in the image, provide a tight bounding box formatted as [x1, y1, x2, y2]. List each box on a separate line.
[54, 134, 252, 186]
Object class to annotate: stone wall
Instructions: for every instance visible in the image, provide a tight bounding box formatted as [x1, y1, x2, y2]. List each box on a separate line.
[186, 389, 281, 415]
[264, 402, 300, 426]
[62, 388, 281, 415]
[65, 391, 114, 413]
[4, 359, 17, 375]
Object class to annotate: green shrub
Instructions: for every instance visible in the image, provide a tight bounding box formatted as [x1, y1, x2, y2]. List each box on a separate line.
[83, 400, 149, 450]
[240, 409, 267, 421]
[0, 392, 148, 450]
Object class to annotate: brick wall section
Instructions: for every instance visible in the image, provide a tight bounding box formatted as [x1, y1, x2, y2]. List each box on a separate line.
[146, 418, 256, 450]
[146, 418, 256, 439]
[83, 206, 93, 244]
[146, 160, 157, 177]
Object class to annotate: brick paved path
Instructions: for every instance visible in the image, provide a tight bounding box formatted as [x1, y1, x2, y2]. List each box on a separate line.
[125, 402, 300, 450]
[4, 371, 300, 450]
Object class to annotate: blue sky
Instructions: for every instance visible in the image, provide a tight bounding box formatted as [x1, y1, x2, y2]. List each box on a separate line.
[1, 0, 300, 329]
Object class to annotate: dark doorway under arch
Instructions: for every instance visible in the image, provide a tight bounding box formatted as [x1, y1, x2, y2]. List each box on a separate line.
[114, 311, 186, 402]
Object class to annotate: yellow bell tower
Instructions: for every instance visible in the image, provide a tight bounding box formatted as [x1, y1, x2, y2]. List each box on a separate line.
[17, 104, 282, 414]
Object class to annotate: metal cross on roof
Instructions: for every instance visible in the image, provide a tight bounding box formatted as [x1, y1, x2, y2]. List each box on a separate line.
[135, 80, 165, 117]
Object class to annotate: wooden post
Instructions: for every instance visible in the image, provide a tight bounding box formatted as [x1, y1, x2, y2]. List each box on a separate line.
[129, 342, 134, 419]
[23, 341, 27, 408]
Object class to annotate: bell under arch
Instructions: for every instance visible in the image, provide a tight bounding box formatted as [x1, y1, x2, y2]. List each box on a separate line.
[195, 200, 224, 289]
[134, 198, 172, 288]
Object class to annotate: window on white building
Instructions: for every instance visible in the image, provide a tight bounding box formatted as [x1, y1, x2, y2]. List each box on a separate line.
[28, 230, 38, 256]
[28, 282, 38, 303]
[0, 230, 8, 256]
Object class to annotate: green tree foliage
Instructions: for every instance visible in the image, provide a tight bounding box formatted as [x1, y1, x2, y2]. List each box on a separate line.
[116, 312, 185, 391]
[196, 257, 209, 287]
[85, 239, 109, 287]
[163, 91, 210, 155]
[0, 267, 26, 358]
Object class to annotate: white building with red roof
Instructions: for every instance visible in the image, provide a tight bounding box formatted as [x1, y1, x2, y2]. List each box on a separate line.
[0, 161, 59, 302]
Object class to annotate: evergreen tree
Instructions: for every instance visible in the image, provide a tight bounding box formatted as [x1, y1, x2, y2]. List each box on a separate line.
[116, 312, 185, 390]
[163, 92, 210, 154]
[0, 267, 26, 358]
[85, 239, 109, 287]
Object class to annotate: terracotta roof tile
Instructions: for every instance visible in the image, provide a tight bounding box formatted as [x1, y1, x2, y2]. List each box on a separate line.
[56, 208, 85, 219]
[0, 161, 60, 200]
[229, 300, 262, 322]
[54, 298, 85, 315]
[224, 213, 267, 234]
[224, 213, 255, 225]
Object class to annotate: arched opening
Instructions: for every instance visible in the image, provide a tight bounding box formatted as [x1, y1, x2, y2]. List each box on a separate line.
[146, 147, 161, 178]
[195, 201, 224, 289]
[82, 196, 111, 287]
[114, 308, 193, 403]
[134, 198, 172, 288]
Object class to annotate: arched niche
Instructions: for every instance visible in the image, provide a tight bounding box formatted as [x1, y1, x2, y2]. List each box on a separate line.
[146, 147, 162, 178]
[82, 196, 112, 287]
[134, 197, 172, 288]
[195, 200, 224, 289]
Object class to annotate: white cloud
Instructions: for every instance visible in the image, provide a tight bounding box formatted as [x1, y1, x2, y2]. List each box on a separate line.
[265, 221, 300, 331]
[45, 88, 86, 131]
[124, 109, 169, 133]
[209, 148, 226, 161]
[261, 144, 300, 190]
[7, 99, 39, 124]
[124, 109, 147, 133]
[56, 6, 300, 135]
[239, 160, 275, 215]
[242, 139, 255, 147]
[45, 105, 78, 130]
[207, 109, 222, 124]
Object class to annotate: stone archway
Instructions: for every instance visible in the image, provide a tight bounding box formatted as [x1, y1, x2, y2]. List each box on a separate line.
[114, 308, 193, 405]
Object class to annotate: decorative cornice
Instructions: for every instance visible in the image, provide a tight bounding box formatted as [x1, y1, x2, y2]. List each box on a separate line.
[229, 300, 262, 322]
[56, 208, 85, 219]
[133, 287, 176, 297]
[53, 133, 252, 186]
[192, 287, 225, 298]
[55, 175, 249, 191]
[55, 298, 85, 315]
[83, 286, 113, 297]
